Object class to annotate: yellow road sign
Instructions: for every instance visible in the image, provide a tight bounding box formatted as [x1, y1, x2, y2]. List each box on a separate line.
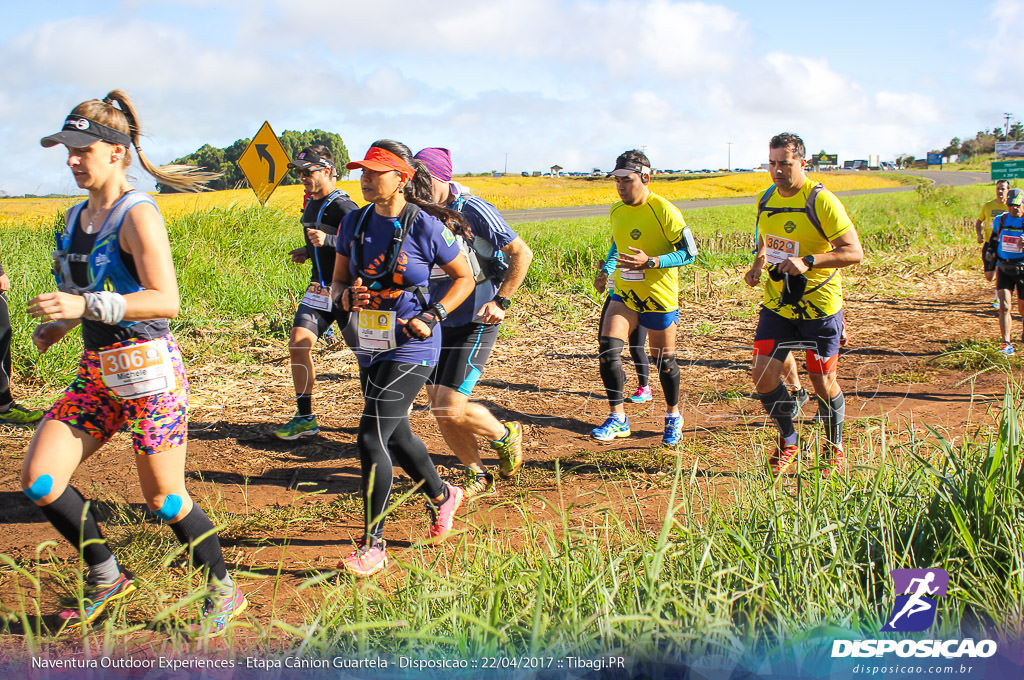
[237, 121, 290, 205]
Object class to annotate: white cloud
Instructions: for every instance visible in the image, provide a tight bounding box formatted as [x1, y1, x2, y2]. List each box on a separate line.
[0, 2, 996, 195]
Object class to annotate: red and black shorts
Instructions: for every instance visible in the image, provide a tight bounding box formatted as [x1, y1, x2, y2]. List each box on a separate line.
[753, 307, 845, 374]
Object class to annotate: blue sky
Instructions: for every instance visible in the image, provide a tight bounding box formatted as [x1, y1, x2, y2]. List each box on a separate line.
[2, 0, 1022, 195]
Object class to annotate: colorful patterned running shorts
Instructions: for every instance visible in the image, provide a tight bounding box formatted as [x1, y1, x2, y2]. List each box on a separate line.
[45, 334, 189, 455]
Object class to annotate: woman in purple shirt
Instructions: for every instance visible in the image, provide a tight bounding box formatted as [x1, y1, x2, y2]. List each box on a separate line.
[332, 140, 474, 577]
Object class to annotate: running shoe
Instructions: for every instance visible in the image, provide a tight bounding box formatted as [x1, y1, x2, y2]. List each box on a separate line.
[791, 388, 810, 413]
[187, 584, 247, 638]
[58, 571, 136, 626]
[491, 421, 523, 479]
[662, 414, 684, 446]
[463, 468, 495, 499]
[627, 385, 653, 403]
[274, 413, 319, 440]
[767, 440, 799, 475]
[426, 483, 465, 543]
[821, 444, 847, 479]
[591, 415, 630, 441]
[999, 342, 1015, 356]
[338, 541, 388, 578]
[0, 403, 44, 426]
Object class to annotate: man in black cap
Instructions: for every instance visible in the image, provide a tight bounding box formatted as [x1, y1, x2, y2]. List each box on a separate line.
[274, 145, 358, 440]
[988, 187, 1024, 354]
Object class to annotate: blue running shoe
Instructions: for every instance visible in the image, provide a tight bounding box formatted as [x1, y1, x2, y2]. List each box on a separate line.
[999, 342, 1015, 356]
[591, 415, 630, 441]
[662, 414, 683, 446]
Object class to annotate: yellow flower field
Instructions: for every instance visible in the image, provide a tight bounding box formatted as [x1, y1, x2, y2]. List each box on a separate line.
[0, 171, 907, 227]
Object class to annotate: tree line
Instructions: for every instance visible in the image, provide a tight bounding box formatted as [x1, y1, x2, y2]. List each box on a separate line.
[934, 120, 1024, 162]
[157, 129, 350, 193]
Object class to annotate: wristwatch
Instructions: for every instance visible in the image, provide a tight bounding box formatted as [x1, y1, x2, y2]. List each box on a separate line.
[802, 255, 815, 270]
[646, 257, 658, 269]
[431, 302, 448, 321]
[493, 295, 512, 310]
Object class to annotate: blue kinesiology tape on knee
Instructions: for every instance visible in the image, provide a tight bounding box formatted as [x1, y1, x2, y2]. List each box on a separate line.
[155, 493, 184, 522]
[24, 474, 54, 502]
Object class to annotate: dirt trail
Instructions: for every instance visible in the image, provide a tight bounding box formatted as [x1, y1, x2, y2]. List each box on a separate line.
[0, 268, 1012, 630]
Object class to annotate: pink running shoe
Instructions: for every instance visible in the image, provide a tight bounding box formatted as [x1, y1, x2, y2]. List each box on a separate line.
[427, 483, 465, 543]
[627, 385, 653, 403]
[338, 541, 388, 577]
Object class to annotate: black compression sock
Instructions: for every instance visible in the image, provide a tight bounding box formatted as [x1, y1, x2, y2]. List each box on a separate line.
[654, 353, 680, 409]
[296, 394, 313, 418]
[757, 383, 798, 445]
[169, 504, 228, 581]
[38, 486, 114, 567]
[598, 336, 626, 407]
[822, 392, 846, 448]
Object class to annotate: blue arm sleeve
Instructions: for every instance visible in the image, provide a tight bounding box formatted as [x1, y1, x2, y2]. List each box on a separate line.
[657, 243, 695, 268]
[601, 242, 618, 275]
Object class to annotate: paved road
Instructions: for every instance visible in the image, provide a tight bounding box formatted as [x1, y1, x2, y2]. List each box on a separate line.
[501, 170, 991, 224]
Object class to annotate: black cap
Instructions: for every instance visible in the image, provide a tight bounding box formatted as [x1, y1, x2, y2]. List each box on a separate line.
[288, 149, 334, 171]
[40, 115, 132, 149]
[608, 159, 651, 178]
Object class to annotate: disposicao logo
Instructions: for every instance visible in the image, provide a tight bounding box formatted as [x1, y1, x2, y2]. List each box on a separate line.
[831, 567, 998, 659]
[881, 568, 948, 632]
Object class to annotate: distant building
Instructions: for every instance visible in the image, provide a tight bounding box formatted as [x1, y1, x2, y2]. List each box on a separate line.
[550, 164, 563, 177]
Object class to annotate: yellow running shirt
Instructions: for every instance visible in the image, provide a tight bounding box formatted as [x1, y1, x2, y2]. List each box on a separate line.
[611, 192, 687, 312]
[979, 198, 1007, 235]
[757, 178, 853, 320]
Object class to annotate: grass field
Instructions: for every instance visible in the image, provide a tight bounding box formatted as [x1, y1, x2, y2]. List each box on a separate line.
[0, 170, 910, 224]
[0, 177, 1021, 665]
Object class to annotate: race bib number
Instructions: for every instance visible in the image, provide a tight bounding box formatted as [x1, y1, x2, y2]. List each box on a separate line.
[1002, 234, 1023, 254]
[99, 338, 176, 399]
[301, 283, 333, 312]
[764, 234, 800, 264]
[618, 268, 645, 282]
[357, 310, 397, 351]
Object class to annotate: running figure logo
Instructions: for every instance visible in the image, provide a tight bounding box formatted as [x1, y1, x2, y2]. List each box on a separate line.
[881, 568, 949, 632]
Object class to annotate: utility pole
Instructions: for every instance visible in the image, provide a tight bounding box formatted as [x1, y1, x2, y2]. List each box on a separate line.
[1005, 113, 1013, 137]
[727, 142, 733, 171]
[504, 152, 509, 175]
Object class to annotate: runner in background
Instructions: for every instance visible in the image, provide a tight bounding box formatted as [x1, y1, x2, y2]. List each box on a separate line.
[978, 180, 1009, 308]
[0, 255, 44, 426]
[413, 147, 533, 497]
[274, 145, 358, 440]
[24, 90, 245, 636]
[744, 132, 863, 477]
[332, 140, 474, 577]
[595, 243, 651, 403]
[592, 150, 698, 446]
[987, 188, 1024, 354]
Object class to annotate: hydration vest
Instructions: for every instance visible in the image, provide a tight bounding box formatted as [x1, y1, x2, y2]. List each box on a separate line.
[755, 183, 837, 315]
[55, 191, 158, 327]
[351, 203, 430, 306]
[754, 183, 828, 246]
[994, 213, 1024, 262]
[443, 192, 509, 286]
[305, 189, 345, 284]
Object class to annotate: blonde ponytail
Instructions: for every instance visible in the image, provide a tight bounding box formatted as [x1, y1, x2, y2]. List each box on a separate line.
[71, 90, 222, 192]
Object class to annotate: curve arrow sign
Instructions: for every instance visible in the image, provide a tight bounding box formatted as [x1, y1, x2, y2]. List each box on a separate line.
[256, 144, 275, 183]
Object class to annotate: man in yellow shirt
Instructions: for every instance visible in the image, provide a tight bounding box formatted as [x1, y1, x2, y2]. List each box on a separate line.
[744, 133, 863, 476]
[978, 180, 1009, 307]
[592, 150, 697, 446]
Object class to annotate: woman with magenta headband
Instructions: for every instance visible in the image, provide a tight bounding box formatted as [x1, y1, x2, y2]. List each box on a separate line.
[23, 90, 244, 636]
[332, 140, 475, 577]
